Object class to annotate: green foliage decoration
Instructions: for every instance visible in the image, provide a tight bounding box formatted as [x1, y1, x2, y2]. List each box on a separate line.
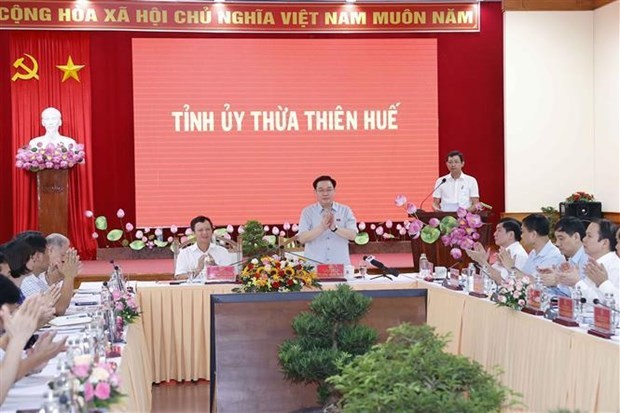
[241, 220, 271, 257]
[278, 284, 378, 409]
[327, 323, 520, 413]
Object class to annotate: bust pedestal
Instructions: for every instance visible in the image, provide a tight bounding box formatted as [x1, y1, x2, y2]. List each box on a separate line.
[37, 169, 68, 235]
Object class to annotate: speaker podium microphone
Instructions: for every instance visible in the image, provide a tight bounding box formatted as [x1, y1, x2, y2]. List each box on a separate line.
[418, 178, 447, 213]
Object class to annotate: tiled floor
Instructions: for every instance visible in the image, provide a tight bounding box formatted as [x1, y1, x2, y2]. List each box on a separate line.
[151, 380, 211, 413]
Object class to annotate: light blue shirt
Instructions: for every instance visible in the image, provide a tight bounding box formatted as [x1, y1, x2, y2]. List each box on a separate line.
[552, 246, 589, 298]
[298, 202, 357, 265]
[522, 240, 566, 297]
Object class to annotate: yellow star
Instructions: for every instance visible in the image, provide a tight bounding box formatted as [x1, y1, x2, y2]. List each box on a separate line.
[56, 56, 85, 82]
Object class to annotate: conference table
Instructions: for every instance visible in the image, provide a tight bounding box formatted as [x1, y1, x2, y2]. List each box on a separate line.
[1, 297, 153, 413]
[135, 277, 619, 413]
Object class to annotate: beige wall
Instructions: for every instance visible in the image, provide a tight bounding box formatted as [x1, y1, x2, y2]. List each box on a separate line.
[504, 3, 619, 213]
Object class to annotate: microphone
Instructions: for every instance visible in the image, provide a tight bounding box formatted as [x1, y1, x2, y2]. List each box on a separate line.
[419, 178, 447, 212]
[363, 255, 400, 277]
[592, 298, 620, 313]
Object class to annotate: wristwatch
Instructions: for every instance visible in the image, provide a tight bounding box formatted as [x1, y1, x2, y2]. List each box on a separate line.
[331, 226, 338, 232]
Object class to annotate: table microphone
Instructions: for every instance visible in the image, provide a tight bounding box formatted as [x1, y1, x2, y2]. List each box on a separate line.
[364, 255, 400, 277]
[418, 178, 447, 212]
[592, 298, 620, 313]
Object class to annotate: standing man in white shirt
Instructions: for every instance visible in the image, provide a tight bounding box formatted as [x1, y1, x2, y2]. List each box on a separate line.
[175, 215, 232, 279]
[432, 150, 480, 212]
[297, 175, 358, 265]
[466, 218, 528, 284]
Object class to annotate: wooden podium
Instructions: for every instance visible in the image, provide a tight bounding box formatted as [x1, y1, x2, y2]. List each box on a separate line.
[37, 169, 69, 236]
[410, 211, 493, 272]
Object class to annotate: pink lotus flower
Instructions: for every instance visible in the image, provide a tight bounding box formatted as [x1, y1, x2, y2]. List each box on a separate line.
[272, 227, 280, 235]
[292, 224, 299, 232]
[406, 203, 418, 215]
[167, 236, 174, 242]
[84, 382, 94, 402]
[94, 382, 111, 400]
[237, 226, 245, 234]
[394, 194, 407, 207]
[125, 222, 134, 232]
[358, 222, 366, 231]
[283, 222, 291, 231]
[518, 299, 525, 306]
[111, 290, 121, 300]
[226, 224, 234, 233]
[185, 228, 193, 236]
[170, 225, 178, 234]
[85, 210, 94, 218]
[385, 220, 393, 229]
[263, 225, 270, 232]
[135, 230, 144, 239]
[154, 228, 163, 237]
[375, 226, 384, 236]
[370, 224, 376, 230]
[399, 228, 407, 236]
[116, 209, 125, 219]
[450, 248, 462, 259]
[457, 207, 468, 218]
[91, 232, 99, 239]
[144, 227, 150, 234]
[429, 218, 440, 228]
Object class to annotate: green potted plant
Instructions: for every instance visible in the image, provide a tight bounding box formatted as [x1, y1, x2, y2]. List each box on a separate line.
[327, 323, 519, 413]
[241, 220, 272, 258]
[278, 284, 378, 410]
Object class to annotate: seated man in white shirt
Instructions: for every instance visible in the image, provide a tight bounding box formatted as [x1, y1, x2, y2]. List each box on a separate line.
[500, 214, 565, 286]
[536, 217, 588, 297]
[21, 234, 80, 316]
[432, 150, 479, 212]
[175, 215, 232, 280]
[558, 219, 619, 303]
[466, 218, 528, 285]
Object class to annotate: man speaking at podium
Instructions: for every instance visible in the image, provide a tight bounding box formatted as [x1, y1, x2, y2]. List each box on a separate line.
[298, 176, 358, 265]
[432, 150, 480, 212]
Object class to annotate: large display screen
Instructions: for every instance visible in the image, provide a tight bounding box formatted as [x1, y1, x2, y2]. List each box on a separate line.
[133, 38, 438, 227]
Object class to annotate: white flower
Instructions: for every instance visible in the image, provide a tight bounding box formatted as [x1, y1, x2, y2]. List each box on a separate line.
[135, 230, 144, 239]
[74, 354, 92, 366]
[226, 224, 234, 233]
[91, 366, 110, 381]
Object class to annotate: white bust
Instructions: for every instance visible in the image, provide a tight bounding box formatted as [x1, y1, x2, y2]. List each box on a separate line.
[28, 107, 78, 149]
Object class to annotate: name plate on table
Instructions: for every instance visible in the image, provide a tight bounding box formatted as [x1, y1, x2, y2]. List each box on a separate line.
[522, 286, 544, 316]
[469, 274, 487, 298]
[444, 268, 462, 291]
[206, 266, 237, 282]
[588, 305, 613, 339]
[317, 264, 345, 281]
[553, 296, 579, 327]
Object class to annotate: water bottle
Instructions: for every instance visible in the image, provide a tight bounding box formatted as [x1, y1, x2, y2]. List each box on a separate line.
[571, 286, 583, 323]
[100, 281, 111, 308]
[419, 253, 430, 279]
[467, 263, 476, 291]
[39, 390, 61, 413]
[605, 293, 618, 329]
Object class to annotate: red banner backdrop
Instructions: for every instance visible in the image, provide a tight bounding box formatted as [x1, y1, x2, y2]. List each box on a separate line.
[0, 2, 479, 33]
[10, 31, 97, 258]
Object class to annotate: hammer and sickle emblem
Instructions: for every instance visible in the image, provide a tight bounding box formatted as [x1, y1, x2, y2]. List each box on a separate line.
[11, 53, 39, 82]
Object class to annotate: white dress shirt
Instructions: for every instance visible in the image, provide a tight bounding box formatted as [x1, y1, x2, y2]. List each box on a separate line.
[175, 242, 232, 278]
[576, 251, 620, 303]
[433, 173, 479, 211]
[493, 241, 529, 280]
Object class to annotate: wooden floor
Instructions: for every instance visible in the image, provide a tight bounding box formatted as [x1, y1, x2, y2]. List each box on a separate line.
[152, 381, 211, 413]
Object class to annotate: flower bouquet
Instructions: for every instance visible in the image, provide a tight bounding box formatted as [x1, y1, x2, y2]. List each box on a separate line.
[71, 360, 124, 410]
[236, 255, 320, 293]
[496, 276, 530, 310]
[565, 191, 595, 203]
[111, 290, 140, 324]
[16, 142, 85, 172]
